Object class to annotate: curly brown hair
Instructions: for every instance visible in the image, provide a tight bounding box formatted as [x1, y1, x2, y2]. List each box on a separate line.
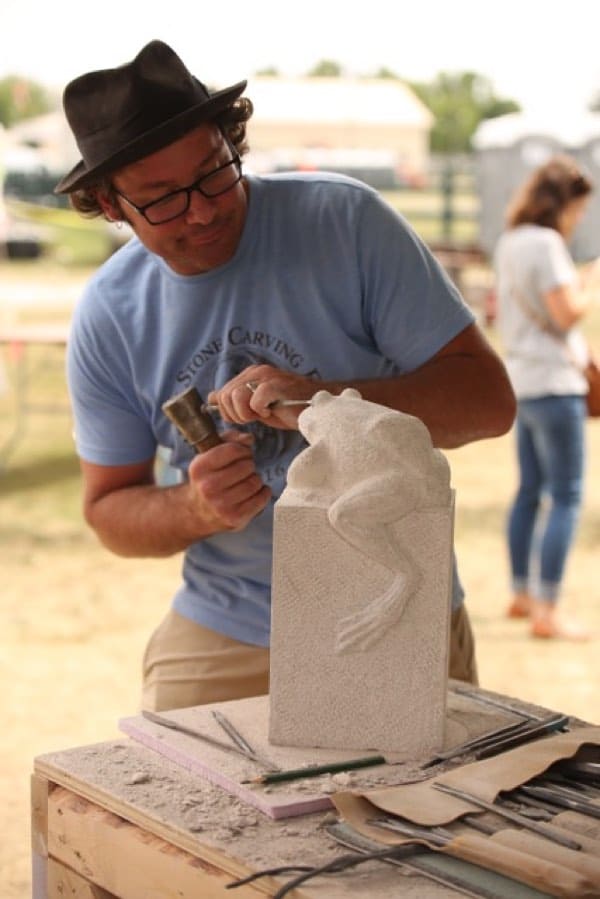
[69, 96, 254, 219]
[506, 154, 593, 233]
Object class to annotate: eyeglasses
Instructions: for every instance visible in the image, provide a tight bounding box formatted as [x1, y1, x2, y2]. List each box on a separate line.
[114, 154, 242, 225]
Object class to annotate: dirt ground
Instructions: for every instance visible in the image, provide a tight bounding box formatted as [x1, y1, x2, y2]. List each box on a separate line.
[1, 266, 599, 898]
[3, 435, 600, 899]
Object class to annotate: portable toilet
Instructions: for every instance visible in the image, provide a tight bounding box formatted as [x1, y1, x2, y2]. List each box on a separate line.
[473, 114, 562, 258]
[572, 129, 600, 260]
[474, 111, 600, 262]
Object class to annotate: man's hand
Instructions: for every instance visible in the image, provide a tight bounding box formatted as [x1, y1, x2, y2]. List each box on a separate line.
[79, 430, 271, 558]
[206, 322, 516, 448]
[186, 431, 271, 533]
[208, 364, 319, 430]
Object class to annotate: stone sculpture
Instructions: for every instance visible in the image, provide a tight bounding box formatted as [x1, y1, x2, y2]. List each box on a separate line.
[269, 389, 454, 756]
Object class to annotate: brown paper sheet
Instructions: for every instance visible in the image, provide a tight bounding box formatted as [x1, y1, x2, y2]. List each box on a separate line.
[332, 726, 600, 899]
[335, 726, 600, 826]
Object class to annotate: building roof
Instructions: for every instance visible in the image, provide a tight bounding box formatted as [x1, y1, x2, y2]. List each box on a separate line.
[246, 76, 433, 128]
[473, 111, 600, 149]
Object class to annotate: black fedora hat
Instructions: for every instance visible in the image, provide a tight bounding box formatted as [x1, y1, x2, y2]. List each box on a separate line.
[55, 40, 247, 194]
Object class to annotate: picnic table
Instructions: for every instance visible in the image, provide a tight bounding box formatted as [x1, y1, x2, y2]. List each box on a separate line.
[0, 322, 71, 468]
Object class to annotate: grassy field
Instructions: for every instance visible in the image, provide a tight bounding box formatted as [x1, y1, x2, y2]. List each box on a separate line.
[1, 258, 599, 898]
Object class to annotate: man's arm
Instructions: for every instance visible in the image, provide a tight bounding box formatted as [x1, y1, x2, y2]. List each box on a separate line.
[80, 432, 271, 558]
[352, 323, 516, 448]
[210, 323, 516, 450]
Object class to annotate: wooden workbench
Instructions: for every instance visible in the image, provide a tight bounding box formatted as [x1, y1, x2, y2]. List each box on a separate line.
[33, 737, 467, 898]
[33, 687, 583, 899]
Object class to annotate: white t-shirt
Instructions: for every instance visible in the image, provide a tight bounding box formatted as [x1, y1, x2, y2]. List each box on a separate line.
[494, 224, 588, 399]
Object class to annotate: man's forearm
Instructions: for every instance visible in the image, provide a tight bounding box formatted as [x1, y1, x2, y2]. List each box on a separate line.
[81, 436, 272, 560]
[86, 480, 217, 558]
[335, 352, 515, 449]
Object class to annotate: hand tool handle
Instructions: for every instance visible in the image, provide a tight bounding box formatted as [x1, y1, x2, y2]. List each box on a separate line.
[162, 386, 223, 453]
[493, 828, 600, 887]
[448, 833, 597, 898]
[434, 782, 582, 851]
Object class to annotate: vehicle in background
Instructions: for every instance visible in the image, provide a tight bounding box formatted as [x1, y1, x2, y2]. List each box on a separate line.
[0, 146, 51, 258]
[1, 145, 131, 264]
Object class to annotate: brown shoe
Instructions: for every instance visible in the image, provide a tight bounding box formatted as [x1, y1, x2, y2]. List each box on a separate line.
[530, 614, 591, 641]
[506, 596, 532, 619]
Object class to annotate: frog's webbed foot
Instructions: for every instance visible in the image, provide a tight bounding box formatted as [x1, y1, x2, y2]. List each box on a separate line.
[334, 570, 418, 654]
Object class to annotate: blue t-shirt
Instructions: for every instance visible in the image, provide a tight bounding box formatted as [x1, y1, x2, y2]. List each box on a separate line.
[67, 172, 474, 645]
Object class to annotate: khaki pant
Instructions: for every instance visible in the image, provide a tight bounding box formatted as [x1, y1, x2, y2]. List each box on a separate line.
[142, 604, 478, 712]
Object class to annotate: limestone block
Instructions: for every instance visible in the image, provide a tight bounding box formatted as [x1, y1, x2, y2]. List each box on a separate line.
[269, 389, 453, 757]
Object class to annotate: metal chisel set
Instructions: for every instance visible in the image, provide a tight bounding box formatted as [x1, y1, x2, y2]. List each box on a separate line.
[229, 727, 600, 898]
[326, 728, 600, 899]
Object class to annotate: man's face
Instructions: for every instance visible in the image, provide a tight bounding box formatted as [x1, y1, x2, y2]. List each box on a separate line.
[108, 124, 248, 275]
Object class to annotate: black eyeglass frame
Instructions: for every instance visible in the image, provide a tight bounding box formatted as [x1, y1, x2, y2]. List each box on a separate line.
[113, 154, 243, 225]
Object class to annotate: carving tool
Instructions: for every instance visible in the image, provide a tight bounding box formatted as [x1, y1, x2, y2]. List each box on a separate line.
[368, 816, 456, 843]
[162, 385, 223, 452]
[241, 754, 386, 785]
[422, 718, 538, 768]
[230, 821, 500, 899]
[468, 712, 569, 760]
[366, 817, 595, 898]
[370, 816, 600, 893]
[450, 685, 543, 721]
[433, 782, 582, 850]
[202, 378, 313, 415]
[141, 709, 271, 768]
[423, 712, 569, 769]
[499, 795, 555, 822]
[210, 709, 280, 771]
[201, 398, 311, 414]
[538, 771, 600, 799]
[554, 758, 600, 787]
[517, 782, 600, 819]
[326, 820, 508, 899]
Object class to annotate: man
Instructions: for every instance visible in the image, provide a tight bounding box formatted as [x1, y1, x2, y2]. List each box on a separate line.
[57, 40, 515, 712]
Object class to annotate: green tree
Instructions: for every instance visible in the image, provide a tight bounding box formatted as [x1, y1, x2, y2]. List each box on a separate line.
[408, 71, 520, 153]
[372, 66, 401, 80]
[0, 76, 54, 128]
[307, 60, 343, 77]
[254, 66, 280, 77]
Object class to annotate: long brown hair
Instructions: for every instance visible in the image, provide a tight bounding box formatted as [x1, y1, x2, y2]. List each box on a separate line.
[506, 154, 592, 232]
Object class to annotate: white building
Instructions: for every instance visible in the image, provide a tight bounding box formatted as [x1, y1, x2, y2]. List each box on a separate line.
[244, 76, 433, 187]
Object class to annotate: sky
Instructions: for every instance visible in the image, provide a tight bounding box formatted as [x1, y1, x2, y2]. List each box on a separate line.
[1, 0, 600, 119]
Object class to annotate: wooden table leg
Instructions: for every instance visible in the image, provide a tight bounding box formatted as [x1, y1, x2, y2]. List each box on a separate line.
[31, 774, 49, 899]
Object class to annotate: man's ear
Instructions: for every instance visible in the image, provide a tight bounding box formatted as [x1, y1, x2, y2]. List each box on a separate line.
[96, 190, 122, 223]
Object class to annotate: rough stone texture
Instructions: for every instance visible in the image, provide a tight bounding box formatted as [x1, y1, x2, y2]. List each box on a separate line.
[269, 389, 453, 757]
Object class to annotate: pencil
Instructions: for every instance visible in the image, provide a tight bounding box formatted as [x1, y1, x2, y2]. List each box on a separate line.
[241, 754, 386, 785]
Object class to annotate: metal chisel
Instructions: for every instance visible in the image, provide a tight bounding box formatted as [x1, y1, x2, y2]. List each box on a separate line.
[518, 783, 600, 819]
[201, 398, 311, 415]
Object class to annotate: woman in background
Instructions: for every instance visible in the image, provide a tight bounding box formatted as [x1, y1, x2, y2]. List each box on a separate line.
[494, 154, 599, 639]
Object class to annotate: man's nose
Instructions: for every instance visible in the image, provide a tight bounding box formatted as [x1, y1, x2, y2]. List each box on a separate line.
[185, 189, 217, 224]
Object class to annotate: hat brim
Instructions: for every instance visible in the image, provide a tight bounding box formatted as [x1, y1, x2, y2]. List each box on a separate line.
[55, 80, 247, 194]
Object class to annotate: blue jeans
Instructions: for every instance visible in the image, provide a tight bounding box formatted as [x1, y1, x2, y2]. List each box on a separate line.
[508, 395, 586, 603]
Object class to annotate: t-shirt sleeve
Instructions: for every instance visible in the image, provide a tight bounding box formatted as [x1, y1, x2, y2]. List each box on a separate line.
[356, 191, 475, 371]
[67, 288, 157, 466]
[534, 230, 576, 294]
